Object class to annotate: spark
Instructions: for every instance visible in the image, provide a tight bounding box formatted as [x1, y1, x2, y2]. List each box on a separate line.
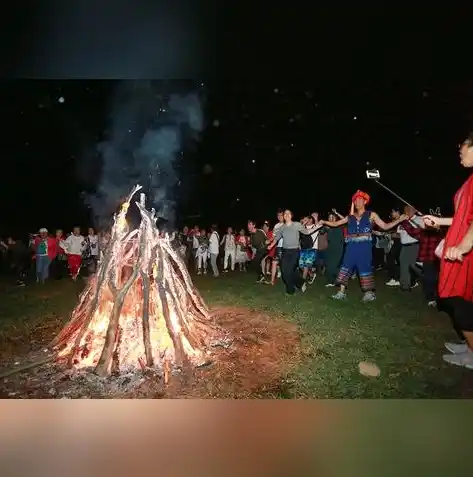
[58, 96, 65, 103]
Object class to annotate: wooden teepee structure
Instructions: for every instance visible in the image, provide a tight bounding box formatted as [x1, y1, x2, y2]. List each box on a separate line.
[51, 185, 216, 378]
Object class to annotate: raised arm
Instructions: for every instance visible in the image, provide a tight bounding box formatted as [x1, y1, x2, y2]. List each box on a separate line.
[320, 217, 348, 228]
[371, 212, 406, 231]
[332, 209, 345, 220]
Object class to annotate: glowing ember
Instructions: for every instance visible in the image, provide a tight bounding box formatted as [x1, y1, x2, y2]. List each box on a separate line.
[51, 185, 216, 378]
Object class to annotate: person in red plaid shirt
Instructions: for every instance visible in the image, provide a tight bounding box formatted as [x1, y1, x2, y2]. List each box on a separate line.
[401, 216, 444, 306]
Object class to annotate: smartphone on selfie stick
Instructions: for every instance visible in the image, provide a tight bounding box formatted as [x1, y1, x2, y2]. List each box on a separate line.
[365, 169, 422, 215]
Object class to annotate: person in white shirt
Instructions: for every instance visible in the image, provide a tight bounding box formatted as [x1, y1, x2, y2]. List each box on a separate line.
[398, 206, 423, 291]
[85, 227, 99, 273]
[220, 227, 236, 272]
[61, 227, 86, 280]
[270, 210, 285, 285]
[208, 225, 220, 277]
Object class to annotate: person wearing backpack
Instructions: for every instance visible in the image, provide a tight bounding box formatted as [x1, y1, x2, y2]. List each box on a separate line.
[299, 215, 323, 283]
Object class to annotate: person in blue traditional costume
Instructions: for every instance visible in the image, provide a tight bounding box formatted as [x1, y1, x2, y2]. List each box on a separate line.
[319, 190, 406, 302]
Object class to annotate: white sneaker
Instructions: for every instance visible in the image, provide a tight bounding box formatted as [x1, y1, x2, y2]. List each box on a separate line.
[442, 350, 473, 369]
[411, 282, 419, 289]
[332, 291, 347, 300]
[308, 275, 316, 285]
[444, 342, 468, 355]
[362, 291, 376, 302]
[427, 300, 437, 307]
[301, 282, 307, 293]
[277, 270, 281, 279]
[325, 283, 336, 287]
[386, 279, 400, 287]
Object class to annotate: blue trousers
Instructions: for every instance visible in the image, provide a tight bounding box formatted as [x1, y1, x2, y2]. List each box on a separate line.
[36, 255, 51, 282]
[336, 241, 374, 292]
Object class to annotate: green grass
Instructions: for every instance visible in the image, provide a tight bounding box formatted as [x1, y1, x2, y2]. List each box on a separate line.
[0, 273, 471, 398]
[194, 273, 472, 398]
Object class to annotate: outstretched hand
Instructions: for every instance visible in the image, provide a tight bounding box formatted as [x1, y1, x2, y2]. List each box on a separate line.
[422, 215, 440, 227]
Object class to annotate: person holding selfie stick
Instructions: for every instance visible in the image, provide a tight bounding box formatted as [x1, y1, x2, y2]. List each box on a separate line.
[319, 190, 407, 302]
[422, 133, 473, 369]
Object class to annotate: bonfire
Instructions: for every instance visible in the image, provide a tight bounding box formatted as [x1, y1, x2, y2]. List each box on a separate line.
[51, 185, 218, 379]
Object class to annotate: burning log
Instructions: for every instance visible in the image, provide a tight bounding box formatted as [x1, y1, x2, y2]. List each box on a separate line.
[51, 185, 216, 378]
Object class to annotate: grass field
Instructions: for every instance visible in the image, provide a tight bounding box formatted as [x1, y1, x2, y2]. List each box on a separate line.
[1, 271, 472, 398]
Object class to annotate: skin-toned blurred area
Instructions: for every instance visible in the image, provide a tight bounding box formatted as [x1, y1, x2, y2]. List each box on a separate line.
[0, 401, 471, 477]
[0, 401, 324, 477]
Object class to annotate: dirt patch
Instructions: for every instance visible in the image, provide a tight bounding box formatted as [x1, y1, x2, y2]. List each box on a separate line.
[0, 306, 302, 399]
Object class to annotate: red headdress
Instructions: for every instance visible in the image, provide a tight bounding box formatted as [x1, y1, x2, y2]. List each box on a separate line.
[352, 190, 370, 205]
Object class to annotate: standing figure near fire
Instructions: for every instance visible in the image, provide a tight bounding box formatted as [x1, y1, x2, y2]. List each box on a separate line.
[60, 227, 85, 280]
[33, 228, 57, 284]
[320, 190, 406, 302]
[194, 229, 209, 275]
[235, 229, 249, 271]
[220, 226, 236, 272]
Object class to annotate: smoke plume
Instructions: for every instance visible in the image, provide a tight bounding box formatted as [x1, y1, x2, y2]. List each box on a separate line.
[88, 81, 204, 227]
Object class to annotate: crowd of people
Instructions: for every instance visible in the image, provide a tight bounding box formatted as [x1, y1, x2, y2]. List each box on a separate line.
[1, 133, 473, 371]
[0, 227, 106, 286]
[0, 197, 444, 306]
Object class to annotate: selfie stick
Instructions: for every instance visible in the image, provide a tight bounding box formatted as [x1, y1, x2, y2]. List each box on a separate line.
[366, 169, 422, 215]
[373, 179, 422, 215]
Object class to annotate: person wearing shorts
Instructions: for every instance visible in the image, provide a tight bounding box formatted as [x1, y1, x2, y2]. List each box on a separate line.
[299, 215, 321, 282]
[299, 248, 317, 269]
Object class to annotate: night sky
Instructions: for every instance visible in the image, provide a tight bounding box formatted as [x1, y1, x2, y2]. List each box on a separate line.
[1, 80, 473, 237]
[1, 4, 471, 237]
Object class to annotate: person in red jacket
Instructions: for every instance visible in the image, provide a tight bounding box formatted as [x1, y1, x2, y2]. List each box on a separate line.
[33, 228, 57, 284]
